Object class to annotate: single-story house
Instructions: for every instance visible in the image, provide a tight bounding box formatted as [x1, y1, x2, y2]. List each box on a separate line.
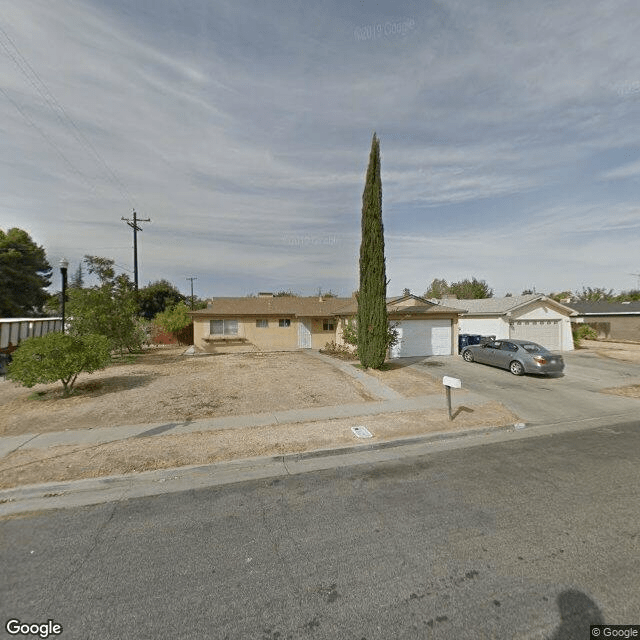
[567, 301, 640, 341]
[189, 292, 463, 357]
[439, 294, 577, 351]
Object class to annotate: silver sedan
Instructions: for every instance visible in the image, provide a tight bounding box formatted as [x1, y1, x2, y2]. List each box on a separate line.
[461, 339, 564, 376]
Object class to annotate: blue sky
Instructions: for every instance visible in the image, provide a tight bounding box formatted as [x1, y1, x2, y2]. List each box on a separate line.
[2, 0, 640, 299]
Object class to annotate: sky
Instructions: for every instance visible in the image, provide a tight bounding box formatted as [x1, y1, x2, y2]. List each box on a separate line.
[2, 0, 640, 300]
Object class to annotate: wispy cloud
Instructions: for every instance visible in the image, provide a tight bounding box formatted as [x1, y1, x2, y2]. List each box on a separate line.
[2, 0, 640, 296]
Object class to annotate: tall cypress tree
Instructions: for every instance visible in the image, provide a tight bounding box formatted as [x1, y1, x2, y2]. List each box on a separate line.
[357, 133, 388, 369]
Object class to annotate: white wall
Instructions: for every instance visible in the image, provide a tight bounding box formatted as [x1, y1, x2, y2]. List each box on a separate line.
[458, 317, 507, 338]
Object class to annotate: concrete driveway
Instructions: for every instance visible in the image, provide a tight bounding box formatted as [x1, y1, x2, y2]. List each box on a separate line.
[405, 350, 640, 426]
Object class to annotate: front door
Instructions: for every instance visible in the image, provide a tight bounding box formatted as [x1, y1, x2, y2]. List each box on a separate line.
[298, 319, 312, 348]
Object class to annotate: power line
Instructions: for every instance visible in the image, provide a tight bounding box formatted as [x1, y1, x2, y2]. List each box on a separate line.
[0, 24, 137, 208]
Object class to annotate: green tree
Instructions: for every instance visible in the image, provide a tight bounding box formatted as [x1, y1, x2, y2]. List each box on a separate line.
[357, 133, 388, 369]
[424, 278, 450, 299]
[138, 279, 186, 320]
[0, 228, 52, 317]
[575, 287, 614, 302]
[70, 262, 85, 290]
[153, 302, 192, 333]
[67, 256, 142, 355]
[274, 290, 299, 297]
[448, 277, 493, 299]
[7, 332, 111, 396]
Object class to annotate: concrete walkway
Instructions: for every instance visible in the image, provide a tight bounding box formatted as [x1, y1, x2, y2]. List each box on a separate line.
[0, 391, 487, 458]
[306, 351, 403, 400]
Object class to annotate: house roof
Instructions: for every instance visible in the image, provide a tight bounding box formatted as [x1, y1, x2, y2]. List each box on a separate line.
[190, 294, 464, 318]
[190, 296, 354, 318]
[567, 301, 640, 315]
[440, 294, 576, 316]
[333, 295, 463, 316]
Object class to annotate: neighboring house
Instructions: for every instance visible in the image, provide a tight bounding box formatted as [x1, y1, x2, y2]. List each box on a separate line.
[441, 294, 577, 352]
[567, 301, 640, 341]
[190, 292, 464, 357]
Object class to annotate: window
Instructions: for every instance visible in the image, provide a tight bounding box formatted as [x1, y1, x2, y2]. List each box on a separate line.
[210, 319, 238, 335]
[279, 318, 291, 328]
[500, 342, 518, 352]
[256, 319, 268, 328]
[322, 319, 335, 331]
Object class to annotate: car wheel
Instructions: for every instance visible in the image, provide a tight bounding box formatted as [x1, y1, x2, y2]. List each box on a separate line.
[509, 361, 524, 376]
[463, 350, 474, 362]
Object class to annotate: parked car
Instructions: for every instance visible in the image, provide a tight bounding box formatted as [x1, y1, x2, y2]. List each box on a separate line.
[461, 339, 564, 376]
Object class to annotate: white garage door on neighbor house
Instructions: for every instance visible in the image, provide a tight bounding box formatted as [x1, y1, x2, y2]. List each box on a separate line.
[510, 320, 562, 351]
[390, 319, 452, 357]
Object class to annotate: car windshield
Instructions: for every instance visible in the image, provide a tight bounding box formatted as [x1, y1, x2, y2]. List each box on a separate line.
[523, 343, 546, 354]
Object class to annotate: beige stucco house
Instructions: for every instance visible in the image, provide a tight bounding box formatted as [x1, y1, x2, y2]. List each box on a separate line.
[190, 292, 464, 357]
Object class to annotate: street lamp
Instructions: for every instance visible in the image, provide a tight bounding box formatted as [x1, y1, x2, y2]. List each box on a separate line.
[60, 258, 68, 334]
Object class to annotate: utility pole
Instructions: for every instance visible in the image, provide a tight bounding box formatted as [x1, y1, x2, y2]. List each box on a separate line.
[186, 277, 197, 309]
[121, 209, 150, 292]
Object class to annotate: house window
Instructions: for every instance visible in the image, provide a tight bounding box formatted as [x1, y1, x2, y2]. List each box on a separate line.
[322, 319, 335, 331]
[210, 319, 238, 335]
[279, 318, 291, 328]
[256, 319, 268, 328]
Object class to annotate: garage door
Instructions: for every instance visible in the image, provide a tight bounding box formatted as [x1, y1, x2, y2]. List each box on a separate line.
[510, 320, 561, 351]
[390, 320, 452, 358]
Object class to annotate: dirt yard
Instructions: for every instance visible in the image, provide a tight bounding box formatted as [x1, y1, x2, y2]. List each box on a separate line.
[0, 347, 378, 437]
[0, 401, 519, 489]
[579, 339, 640, 363]
[0, 346, 522, 489]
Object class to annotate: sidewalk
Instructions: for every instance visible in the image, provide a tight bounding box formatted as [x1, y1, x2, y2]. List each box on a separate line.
[0, 391, 489, 458]
[2, 410, 638, 517]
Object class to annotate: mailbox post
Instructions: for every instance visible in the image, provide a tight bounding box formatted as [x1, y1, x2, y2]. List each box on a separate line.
[442, 375, 462, 421]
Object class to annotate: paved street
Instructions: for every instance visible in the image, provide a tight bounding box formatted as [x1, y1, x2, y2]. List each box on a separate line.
[2, 419, 639, 639]
[412, 350, 640, 425]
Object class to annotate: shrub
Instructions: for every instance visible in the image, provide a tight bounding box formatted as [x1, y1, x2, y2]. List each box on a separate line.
[153, 302, 192, 333]
[320, 340, 357, 359]
[7, 332, 112, 396]
[572, 323, 598, 348]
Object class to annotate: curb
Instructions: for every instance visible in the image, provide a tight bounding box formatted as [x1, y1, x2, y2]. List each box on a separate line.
[1, 411, 637, 517]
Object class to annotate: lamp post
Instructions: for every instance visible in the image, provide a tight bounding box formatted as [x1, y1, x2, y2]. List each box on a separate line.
[60, 258, 68, 334]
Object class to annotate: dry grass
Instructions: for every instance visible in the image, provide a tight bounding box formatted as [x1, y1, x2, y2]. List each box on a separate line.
[0, 401, 518, 489]
[0, 347, 376, 437]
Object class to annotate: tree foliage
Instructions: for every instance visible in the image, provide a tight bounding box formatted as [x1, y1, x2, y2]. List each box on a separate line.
[138, 279, 186, 319]
[424, 278, 450, 299]
[357, 133, 388, 369]
[7, 332, 111, 396]
[153, 302, 192, 333]
[0, 228, 52, 317]
[424, 277, 493, 299]
[70, 262, 85, 290]
[574, 287, 614, 302]
[341, 318, 398, 354]
[67, 256, 142, 355]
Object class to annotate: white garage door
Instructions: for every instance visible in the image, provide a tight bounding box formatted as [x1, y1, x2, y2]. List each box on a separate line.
[510, 320, 561, 351]
[390, 320, 452, 358]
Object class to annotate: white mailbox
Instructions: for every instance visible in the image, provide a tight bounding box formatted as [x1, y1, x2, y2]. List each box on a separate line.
[442, 376, 462, 389]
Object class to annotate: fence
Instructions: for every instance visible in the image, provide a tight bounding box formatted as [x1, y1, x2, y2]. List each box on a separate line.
[0, 317, 62, 354]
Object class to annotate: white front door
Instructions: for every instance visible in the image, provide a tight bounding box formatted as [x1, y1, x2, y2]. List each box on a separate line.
[298, 319, 312, 348]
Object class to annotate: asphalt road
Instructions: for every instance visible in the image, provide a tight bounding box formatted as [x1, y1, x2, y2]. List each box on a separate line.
[2, 419, 639, 639]
[412, 350, 640, 425]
